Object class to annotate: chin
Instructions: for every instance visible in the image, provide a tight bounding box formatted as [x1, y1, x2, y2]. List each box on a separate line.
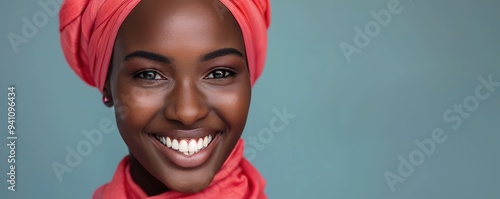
[163, 175, 214, 193]
[138, 131, 233, 194]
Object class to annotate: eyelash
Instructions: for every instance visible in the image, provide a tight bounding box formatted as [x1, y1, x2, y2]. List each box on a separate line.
[132, 68, 236, 81]
[205, 68, 236, 79]
[133, 70, 165, 81]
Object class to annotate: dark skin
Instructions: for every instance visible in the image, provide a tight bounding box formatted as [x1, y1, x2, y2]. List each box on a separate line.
[102, 0, 251, 196]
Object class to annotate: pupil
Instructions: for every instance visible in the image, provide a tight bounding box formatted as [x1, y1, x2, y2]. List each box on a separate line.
[145, 72, 155, 79]
[214, 71, 224, 78]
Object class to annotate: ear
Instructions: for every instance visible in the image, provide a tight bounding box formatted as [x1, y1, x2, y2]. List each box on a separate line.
[102, 79, 114, 107]
[102, 61, 114, 108]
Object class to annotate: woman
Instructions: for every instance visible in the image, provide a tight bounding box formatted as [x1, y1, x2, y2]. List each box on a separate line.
[59, 0, 270, 198]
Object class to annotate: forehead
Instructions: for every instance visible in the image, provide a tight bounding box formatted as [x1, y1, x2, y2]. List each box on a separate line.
[115, 0, 244, 55]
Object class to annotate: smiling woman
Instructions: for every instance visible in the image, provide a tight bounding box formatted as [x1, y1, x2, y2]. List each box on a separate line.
[59, 0, 270, 198]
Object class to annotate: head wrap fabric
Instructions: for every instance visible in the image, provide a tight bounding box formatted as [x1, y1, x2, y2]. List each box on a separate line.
[59, 0, 271, 93]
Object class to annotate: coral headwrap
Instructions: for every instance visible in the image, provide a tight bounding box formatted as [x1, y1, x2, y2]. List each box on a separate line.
[59, 0, 271, 92]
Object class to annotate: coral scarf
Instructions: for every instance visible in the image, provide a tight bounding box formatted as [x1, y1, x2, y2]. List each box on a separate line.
[92, 139, 267, 199]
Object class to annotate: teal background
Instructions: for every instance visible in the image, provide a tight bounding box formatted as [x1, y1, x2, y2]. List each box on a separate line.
[1, 0, 499, 198]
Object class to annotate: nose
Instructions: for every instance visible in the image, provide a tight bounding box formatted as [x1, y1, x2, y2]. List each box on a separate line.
[164, 79, 209, 126]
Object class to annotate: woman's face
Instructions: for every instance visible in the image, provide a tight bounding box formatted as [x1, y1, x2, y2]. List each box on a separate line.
[106, 0, 250, 194]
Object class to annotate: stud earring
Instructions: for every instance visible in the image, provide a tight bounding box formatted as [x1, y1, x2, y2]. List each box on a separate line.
[103, 96, 110, 104]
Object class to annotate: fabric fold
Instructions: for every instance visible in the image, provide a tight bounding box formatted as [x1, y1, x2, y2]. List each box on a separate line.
[93, 139, 267, 199]
[59, 0, 271, 92]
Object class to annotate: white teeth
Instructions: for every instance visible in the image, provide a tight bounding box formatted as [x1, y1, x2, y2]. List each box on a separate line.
[166, 137, 172, 147]
[154, 134, 216, 156]
[188, 139, 197, 153]
[197, 138, 203, 150]
[179, 140, 188, 153]
[172, 139, 179, 150]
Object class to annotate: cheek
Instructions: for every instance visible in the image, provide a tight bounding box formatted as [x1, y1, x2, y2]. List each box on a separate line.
[113, 85, 163, 139]
[208, 85, 251, 133]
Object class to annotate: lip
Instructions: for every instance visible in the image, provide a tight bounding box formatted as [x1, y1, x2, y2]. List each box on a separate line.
[149, 130, 222, 168]
[154, 128, 217, 140]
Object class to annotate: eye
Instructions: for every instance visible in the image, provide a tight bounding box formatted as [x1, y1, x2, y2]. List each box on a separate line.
[133, 70, 165, 80]
[205, 69, 236, 79]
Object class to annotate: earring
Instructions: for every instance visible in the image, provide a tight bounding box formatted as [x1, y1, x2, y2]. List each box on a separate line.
[103, 96, 110, 104]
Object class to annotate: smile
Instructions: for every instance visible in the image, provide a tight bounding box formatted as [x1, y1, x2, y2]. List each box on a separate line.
[148, 129, 223, 168]
[153, 134, 215, 156]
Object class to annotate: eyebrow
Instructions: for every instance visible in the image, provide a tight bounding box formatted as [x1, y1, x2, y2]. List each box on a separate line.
[124, 51, 172, 64]
[201, 48, 244, 61]
[123, 48, 243, 63]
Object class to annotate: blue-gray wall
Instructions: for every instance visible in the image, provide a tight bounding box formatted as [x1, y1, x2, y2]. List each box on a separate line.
[1, 0, 499, 198]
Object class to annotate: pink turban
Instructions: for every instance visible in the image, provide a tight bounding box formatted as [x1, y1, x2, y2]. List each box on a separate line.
[60, 0, 271, 92]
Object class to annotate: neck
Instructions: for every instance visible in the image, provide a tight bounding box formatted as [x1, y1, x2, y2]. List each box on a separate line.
[129, 154, 170, 196]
